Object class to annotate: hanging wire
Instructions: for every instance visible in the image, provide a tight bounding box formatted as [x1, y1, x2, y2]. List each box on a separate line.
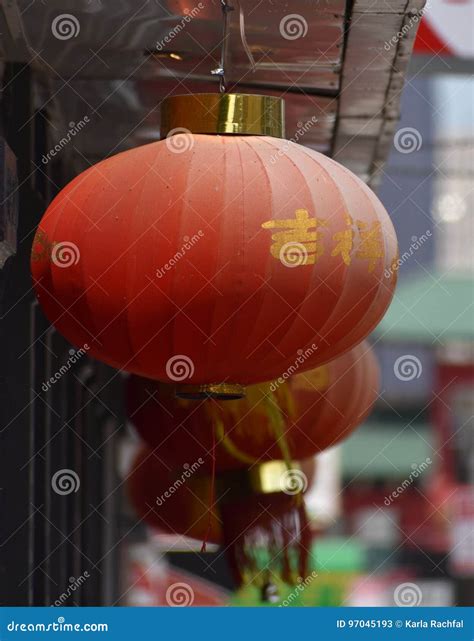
[211, 1, 256, 91]
[239, 2, 256, 72]
[211, 0, 234, 93]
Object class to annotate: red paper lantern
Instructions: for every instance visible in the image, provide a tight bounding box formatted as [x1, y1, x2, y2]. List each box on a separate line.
[127, 341, 379, 471]
[31, 94, 396, 396]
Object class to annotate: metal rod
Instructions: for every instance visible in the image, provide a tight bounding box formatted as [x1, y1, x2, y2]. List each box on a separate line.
[211, 0, 234, 93]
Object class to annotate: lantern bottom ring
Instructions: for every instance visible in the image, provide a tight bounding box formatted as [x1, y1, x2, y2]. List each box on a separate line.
[174, 383, 245, 401]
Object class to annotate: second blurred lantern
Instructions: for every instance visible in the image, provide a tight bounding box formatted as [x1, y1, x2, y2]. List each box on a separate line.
[127, 341, 379, 472]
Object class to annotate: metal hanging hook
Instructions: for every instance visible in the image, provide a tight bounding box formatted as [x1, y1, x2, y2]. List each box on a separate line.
[211, 0, 234, 93]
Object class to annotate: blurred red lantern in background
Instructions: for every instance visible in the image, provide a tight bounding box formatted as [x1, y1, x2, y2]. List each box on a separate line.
[127, 446, 222, 544]
[31, 94, 396, 397]
[128, 446, 316, 594]
[127, 448, 317, 546]
[127, 341, 379, 472]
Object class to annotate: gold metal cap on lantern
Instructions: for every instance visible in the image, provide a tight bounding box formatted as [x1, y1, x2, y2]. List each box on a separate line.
[160, 93, 285, 138]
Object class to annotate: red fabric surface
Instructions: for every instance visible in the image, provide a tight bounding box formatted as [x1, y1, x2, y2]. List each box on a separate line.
[32, 135, 396, 385]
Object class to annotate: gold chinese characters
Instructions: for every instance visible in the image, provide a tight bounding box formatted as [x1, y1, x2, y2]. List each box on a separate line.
[262, 209, 384, 272]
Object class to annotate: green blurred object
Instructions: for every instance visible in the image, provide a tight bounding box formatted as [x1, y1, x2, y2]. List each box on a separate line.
[312, 537, 366, 572]
[230, 538, 366, 607]
[341, 421, 433, 480]
[374, 272, 474, 343]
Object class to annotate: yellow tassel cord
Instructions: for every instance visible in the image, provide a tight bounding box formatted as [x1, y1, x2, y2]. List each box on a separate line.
[262, 390, 293, 472]
[207, 382, 303, 503]
[214, 415, 257, 465]
[262, 391, 303, 507]
[206, 385, 308, 590]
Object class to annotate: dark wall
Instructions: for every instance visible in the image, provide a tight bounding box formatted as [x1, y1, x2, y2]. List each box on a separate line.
[0, 64, 124, 606]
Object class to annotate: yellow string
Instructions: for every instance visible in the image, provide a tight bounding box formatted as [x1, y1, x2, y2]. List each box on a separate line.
[207, 384, 299, 507]
[264, 391, 304, 506]
[214, 416, 258, 464]
[263, 393, 293, 472]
